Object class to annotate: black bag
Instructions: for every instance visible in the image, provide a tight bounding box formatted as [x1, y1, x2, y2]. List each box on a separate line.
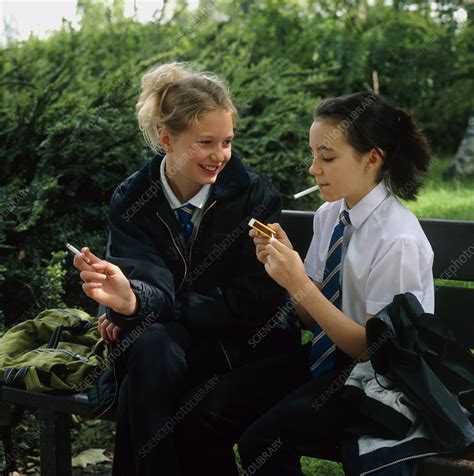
[367, 293, 474, 451]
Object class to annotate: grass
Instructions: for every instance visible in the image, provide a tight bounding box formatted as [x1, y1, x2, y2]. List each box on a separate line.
[401, 156, 474, 221]
[301, 456, 344, 475]
[235, 447, 345, 475]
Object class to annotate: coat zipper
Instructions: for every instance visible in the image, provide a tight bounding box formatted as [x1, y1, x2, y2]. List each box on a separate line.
[218, 340, 233, 371]
[188, 200, 217, 270]
[95, 345, 119, 418]
[186, 200, 233, 371]
[157, 201, 233, 371]
[360, 451, 439, 475]
[32, 348, 89, 363]
[156, 211, 188, 292]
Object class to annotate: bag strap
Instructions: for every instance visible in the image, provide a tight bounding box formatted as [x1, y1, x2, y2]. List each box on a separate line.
[3, 367, 29, 385]
[46, 311, 96, 349]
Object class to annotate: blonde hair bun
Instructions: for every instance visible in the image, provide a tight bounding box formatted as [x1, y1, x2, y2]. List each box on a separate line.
[136, 62, 236, 153]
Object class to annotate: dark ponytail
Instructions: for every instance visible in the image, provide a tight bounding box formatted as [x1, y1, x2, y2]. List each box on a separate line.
[314, 92, 432, 201]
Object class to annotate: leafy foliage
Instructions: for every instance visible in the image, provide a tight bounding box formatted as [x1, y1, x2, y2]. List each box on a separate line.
[0, 0, 472, 326]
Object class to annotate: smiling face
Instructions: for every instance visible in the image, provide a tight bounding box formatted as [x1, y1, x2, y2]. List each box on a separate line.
[308, 119, 383, 209]
[160, 108, 234, 203]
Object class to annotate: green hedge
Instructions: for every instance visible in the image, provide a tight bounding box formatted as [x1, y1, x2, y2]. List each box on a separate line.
[1, 0, 473, 325]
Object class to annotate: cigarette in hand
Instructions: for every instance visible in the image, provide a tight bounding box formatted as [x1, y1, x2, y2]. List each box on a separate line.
[66, 243, 91, 264]
[293, 185, 319, 199]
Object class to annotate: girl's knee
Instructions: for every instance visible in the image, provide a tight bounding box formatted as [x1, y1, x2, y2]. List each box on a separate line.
[126, 322, 188, 372]
[238, 419, 274, 465]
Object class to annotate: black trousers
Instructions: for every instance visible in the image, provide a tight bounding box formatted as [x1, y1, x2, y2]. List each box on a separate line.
[177, 345, 421, 476]
[111, 321, 297, 476]
[177, 343, 348, 475]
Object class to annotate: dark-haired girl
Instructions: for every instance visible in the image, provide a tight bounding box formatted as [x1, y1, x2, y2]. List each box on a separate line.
[180, 92, 434, 475]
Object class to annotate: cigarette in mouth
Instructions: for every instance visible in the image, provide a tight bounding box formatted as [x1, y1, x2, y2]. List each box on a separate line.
[293, 185, 319, 199]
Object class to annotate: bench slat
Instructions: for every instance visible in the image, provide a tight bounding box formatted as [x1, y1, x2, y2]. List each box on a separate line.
[420, 219, 474, 282]
[282, 212, 474, 281]
[423, 453, 474, 475]
[280, 210, 314, 256]
[0, 385, 91, 416]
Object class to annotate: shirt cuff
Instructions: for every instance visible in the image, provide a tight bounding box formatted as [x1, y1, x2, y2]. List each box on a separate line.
[366, 299, 391, 316]
[304, 260, 323, 283]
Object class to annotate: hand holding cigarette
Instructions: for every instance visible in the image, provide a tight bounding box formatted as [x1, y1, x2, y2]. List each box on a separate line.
[66, 243, 91, 264]
[70, 246, 137, 316]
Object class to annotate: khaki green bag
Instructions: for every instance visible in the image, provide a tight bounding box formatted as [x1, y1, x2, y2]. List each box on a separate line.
[0, 308, 109, 393]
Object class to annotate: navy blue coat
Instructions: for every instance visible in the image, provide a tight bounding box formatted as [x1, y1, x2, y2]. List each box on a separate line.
[103, 152, 297, 340]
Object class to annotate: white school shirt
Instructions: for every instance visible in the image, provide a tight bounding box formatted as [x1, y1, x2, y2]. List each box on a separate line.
[160, 155, 211, 228]
[304, 181, 434, 325]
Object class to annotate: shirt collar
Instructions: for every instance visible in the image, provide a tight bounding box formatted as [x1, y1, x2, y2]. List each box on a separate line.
[340, 181, 390, 230]
[160, 155, 211, 210]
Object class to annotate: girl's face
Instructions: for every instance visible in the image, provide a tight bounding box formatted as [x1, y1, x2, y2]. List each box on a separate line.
[162, 108, 234, 203]
[308, 119, 381, 209]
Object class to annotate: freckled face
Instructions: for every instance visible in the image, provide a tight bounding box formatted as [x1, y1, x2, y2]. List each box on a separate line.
[308, 120, 375, 208]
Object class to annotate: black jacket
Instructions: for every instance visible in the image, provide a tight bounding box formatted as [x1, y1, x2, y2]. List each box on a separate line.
[89, 153, 300, 417]
[103, 152, 297, 340]
[341, 293, 474, 476]
[366, 292, 474, 448]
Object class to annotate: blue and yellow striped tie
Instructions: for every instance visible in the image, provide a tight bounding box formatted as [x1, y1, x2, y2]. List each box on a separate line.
[177, 204, 196, 241]
[309, 209, 351, 377]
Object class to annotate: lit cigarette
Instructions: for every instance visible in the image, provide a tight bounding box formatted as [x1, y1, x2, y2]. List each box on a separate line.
[65, 243, 91, 264]
[293, 185, 319, 199]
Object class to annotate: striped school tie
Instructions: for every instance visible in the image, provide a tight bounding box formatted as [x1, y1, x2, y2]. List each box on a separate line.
[177, 204, 196, 241]
[309, 209, 351, 377]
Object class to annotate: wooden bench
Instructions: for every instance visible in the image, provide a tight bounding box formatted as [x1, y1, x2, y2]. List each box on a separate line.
[1, 210, 473, 476]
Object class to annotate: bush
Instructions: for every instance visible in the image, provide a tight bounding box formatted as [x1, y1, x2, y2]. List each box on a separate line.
[0, 0, 472, 325]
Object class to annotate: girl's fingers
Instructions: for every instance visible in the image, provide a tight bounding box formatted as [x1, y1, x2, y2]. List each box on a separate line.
[264, 242, 279, 256]
[99, 320, 109, 342]
[82, 282, 103, 292]
[98, 314, 106, 332]
[80, 270, 107, 283]
[249, 228, 271, 239]
[92, 260, 120, 276]
[264, 260, 273, 276]
[256, 252, 270, 263]
[268, 237, 289, 253]
[82, 282, 103, 300]
[253, 236, 270, 246]
[105, 321, 117, 342]
[111, 325, 121, 342]
[269, 223, 291, 243]
[73, 253, 93, 272]
[81, 247, 102, 265]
